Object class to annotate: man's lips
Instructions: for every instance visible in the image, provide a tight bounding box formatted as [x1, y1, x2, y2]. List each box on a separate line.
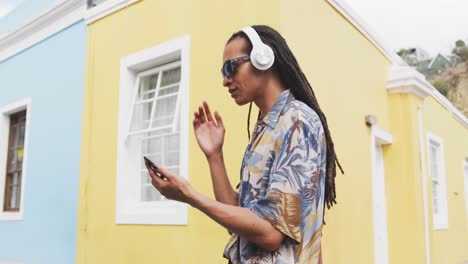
[229, 88, 238, 95]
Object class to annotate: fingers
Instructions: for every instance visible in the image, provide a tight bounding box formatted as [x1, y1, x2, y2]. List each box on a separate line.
[193, 112, 201, 130]
[195, 101, 222, 127]
[214, 111, 224, 129]
[155, 166, 172, 180]
[198, 105, 206, 123]
[203, 101, 214, 122]
[145, 163, 166, 187]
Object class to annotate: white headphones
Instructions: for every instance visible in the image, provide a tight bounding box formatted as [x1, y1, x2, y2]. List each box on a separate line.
[241, 26, 275, 71]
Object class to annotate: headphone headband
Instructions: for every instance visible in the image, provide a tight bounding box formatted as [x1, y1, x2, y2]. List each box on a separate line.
[241, 27, 264, 49]
[240, 26, 275, 71]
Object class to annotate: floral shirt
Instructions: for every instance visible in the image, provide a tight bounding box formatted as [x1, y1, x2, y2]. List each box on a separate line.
[224, 89, 327, 264]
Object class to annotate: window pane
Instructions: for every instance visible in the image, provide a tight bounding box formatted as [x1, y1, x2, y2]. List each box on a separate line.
[138, 73, 159, 100]
[7, 148, 17, 171]
[8, 185, 17, 209]
[142, 136, 163, 155]
[166, 167, 179, 176]
[160, 67, 181, 87]
[141, 185, 162, 201]
[11, 112, 26, 124]
[165, 152, 179, 166]
[164, 133, 180, 166]
[429, 143, 439, 180]
[19, 125, 25, 146]
[130, 101, 153, 131]
[12, 125, 20, 147]
[151, 95, 177, 128]
[142, 171, 152, 184]
[432, 180, 439, 214]
[17, 147, 24, 163]
[6, 172, 21, 209]
[158, 85, 179, 96]
[164, 133, 179, 151]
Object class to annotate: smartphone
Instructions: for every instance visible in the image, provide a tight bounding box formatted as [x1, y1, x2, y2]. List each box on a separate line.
[143, 157, 161, 177]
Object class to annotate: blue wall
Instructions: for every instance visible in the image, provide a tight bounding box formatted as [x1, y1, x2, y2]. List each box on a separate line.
[0, 20, 86, 264]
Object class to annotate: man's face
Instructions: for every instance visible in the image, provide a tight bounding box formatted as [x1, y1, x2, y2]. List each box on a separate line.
[222, 37, 264, 106]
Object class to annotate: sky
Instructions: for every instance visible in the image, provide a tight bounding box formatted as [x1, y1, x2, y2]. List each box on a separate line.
[347, 0, 468, 57]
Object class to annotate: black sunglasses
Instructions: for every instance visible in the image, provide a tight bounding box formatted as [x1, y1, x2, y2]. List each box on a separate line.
[221, 55, 250, 78]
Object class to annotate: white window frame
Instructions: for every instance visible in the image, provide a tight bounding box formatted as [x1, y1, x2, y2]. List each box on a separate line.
[426, 132, 449, 230]
[0, 98, 31, 221]
[370, 126, 393, 264]
[115, 35, 190, 225]
[464, 158, 468, 226]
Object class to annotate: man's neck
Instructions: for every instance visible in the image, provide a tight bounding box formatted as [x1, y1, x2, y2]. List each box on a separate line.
[254, 79, 286, 119]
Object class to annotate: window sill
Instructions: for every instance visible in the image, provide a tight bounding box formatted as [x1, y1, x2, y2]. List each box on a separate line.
[116, 201, 188, 225]
[0, 212, 23, 221]
[433, 223, 448, 230]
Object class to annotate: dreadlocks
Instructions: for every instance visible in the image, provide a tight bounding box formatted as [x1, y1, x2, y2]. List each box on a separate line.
[228, 25, 344, 211]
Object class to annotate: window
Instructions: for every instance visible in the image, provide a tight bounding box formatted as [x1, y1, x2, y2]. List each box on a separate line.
[0, 98, 30, 221]
[427, 133, 448, 229]
[129, 62, 182, 202]
[3, 110, 26, 212]
[116, 35, 190, 225]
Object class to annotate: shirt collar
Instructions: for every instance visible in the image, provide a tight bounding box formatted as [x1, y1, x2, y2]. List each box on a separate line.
[260, 89, 292, 128]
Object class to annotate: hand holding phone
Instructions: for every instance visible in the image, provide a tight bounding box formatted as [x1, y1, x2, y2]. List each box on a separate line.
[144, 156, 164, 179]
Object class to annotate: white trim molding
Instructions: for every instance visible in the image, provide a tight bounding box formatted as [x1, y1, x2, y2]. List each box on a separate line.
[370, 126, 393, 264]
[0, 98, 32, 222]
[386, 65, 433, 99]
[426, 132, 449, 230]
[116, 35, 190, 225]
[325, 0, 405, 65]
[372, 127, 393, 145]
[0, 0, 85, 63]
[418, 105, 431, 264]
[85, 0, 141, 24]
[386, 65, 468, 128]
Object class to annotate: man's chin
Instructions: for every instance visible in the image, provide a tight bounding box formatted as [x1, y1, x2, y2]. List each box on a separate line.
[234, 98, 250, 106]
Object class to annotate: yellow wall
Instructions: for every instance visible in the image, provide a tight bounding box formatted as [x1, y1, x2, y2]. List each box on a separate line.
[386, 93, 428, 264]
[77, 0, 468, 263]
[278, 1, 393, 263]
[423, 97, 468, 264]
[78, 1, 282, 263]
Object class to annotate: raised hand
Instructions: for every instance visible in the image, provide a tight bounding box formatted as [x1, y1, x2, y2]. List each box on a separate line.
[193, 101, 225, 159]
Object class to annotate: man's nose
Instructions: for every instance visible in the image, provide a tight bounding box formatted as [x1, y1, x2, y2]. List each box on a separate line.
[223, 75, 232, 87]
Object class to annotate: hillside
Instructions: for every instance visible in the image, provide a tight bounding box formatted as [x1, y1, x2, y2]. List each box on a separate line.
[427, 62, 468, 117]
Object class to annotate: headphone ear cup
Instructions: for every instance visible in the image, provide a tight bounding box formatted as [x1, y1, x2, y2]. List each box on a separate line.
[250, 45, 275, 71]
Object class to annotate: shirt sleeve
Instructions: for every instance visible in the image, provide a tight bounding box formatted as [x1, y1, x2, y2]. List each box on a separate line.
[250, 113, 323, 244]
